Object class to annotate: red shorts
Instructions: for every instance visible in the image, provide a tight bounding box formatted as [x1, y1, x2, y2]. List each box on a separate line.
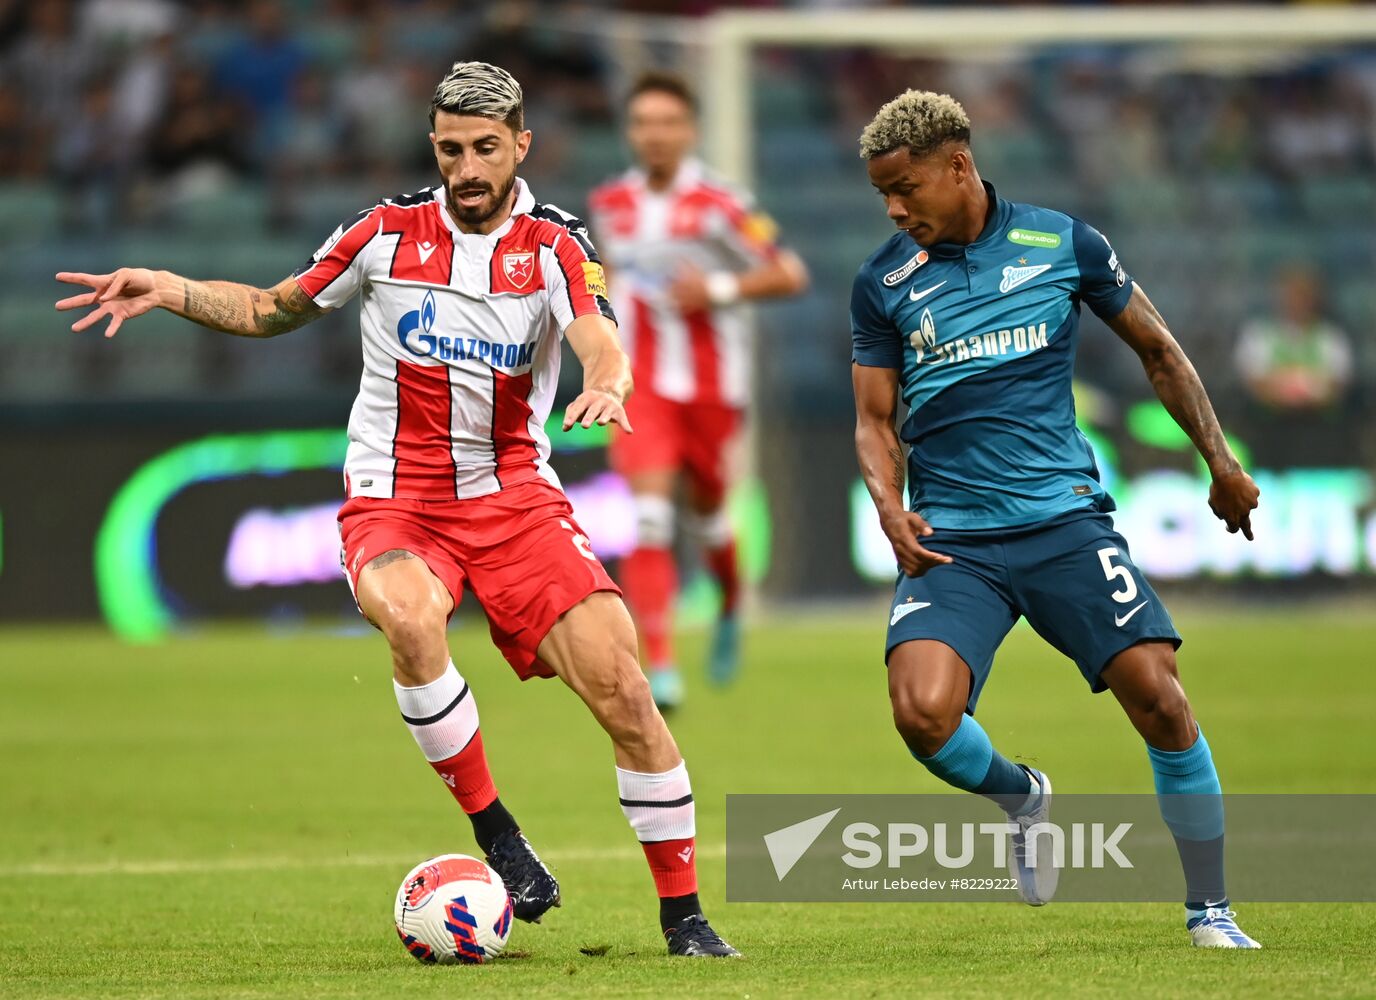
[609, 390, 743, 506]
[337, 479, 620, 681]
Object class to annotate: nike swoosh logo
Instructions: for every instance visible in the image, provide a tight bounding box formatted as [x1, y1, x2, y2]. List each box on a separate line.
[416, 241, 437, 265]
[909, 281, 946, 303]
[890, 601, 932, 626]
[1114, 601, 1149, 627]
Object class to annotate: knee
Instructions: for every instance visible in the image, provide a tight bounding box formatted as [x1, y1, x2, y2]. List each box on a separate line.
[1122, 665, 1195, 745]
[1133, 683, 1191, 727]
[374, 597, 448, 680]
[1122, 651, 1189, 718]
[587, 647, 658, 730]
[891, 689, 963, 757]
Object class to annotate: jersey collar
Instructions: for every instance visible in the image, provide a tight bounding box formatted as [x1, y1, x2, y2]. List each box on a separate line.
[924, 181, 1010, 258]
[436, 177, 536, 240]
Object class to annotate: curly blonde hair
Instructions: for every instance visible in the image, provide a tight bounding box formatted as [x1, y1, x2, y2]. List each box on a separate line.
[859, 90, 971, 160]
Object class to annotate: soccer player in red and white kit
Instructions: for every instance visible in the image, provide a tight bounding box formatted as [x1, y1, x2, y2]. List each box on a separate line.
[55, 61, 737, 958]
[588, 72, 808, 709]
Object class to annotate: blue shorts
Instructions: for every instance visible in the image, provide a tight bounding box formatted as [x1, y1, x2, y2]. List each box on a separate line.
[885, 508, 1181, 713]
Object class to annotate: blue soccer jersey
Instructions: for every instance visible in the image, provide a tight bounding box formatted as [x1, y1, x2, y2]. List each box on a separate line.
[851, 183, 1134, 530]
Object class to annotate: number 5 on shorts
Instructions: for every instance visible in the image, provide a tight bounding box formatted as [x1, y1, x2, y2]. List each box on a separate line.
[1096, 546, 1139, 604]
[560, 519, 598, 562]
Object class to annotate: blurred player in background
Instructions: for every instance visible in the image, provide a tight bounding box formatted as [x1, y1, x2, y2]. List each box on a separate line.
[56, 61, 737, 959]
[588, 71, 808, 710]
[850, 91, 1262, 948]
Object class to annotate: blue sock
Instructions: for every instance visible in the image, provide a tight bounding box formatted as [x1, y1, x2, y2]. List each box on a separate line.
[913, 715, 1035, 814]
[1147, 725, 1227, 910]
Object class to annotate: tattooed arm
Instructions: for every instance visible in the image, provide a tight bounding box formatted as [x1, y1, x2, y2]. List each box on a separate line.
[852, 362, 953, 577]
[173, 275, 325, 337]
[1107, 283, 1260, 540]
[56, 268, 327, 339]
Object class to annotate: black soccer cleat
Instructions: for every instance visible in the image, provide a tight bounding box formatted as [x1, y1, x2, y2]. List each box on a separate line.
[664, 914, 741, 957]
[485, 829, 561, 923]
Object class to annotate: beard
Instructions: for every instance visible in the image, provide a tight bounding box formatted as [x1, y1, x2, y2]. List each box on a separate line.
[448, 169, 517, 228]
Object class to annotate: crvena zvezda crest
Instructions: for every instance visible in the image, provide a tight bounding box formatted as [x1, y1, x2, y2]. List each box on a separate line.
[502, 250, 534, 288]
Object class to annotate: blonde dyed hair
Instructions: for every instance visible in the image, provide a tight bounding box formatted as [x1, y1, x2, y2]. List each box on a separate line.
[430, 61, 524, 130]
[859, 90, 971, 160]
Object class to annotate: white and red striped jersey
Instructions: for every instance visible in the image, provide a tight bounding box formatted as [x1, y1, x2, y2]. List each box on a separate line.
[294, 179, 614, 500]
[587, 158, 782, 408]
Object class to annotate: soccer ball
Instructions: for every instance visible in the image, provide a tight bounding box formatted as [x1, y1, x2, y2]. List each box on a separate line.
[394, 854, 514, 964]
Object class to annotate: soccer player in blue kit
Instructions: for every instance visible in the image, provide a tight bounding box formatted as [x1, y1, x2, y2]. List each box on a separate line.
[850, 91, 1262, 948]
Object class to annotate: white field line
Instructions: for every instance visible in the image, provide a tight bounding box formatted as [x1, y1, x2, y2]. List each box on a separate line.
[0, 844, 727, 879]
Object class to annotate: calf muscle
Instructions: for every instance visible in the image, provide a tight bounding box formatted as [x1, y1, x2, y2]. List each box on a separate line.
[539, 593, 679, 772]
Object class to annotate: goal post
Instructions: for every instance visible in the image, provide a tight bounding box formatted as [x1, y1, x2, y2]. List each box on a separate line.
[702, 5, 1376, 186]
[678, 6, 1376, 598]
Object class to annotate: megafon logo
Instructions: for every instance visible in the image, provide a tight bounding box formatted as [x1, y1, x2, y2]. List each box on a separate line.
[763, 810, 1133, 880]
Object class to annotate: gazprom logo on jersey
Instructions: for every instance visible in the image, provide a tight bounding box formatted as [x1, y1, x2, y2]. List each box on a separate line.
[910, 310, 1049, 367]
[397, 290, 536, 368]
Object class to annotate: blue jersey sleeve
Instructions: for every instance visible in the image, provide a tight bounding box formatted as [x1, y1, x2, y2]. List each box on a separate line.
[850, 264, 902, 368]
[1072, 218, 1133, 321]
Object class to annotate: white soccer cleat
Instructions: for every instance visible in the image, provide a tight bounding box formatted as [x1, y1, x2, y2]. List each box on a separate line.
[1188, 907, 1262, 949]
[1006, 767, 1057, 906]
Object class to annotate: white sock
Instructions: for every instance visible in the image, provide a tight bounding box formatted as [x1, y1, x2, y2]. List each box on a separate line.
[393, 661, 479, 762]
[616, 761, 695, 841]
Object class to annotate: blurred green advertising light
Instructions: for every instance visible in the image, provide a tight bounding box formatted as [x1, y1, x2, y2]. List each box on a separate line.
[95, 429, 349, 642]
[94, 413, 621, 641]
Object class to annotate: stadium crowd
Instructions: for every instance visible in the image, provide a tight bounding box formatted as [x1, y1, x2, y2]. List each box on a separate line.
[3, 0, 1372, 469]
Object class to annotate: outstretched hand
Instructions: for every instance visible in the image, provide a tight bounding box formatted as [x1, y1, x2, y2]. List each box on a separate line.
[55, 268, 162, 338]
[562, 389, 632, 433]
[1209, 467, 1260, 541]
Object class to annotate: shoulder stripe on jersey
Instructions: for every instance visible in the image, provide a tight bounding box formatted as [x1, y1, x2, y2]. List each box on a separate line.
[529, 207, 615, 322]
[353, 189, 442, 282]
[294, 207, 379, 300]
[555, 233, 615, 321]
[532, 232, 579, 319]
[529, 204, 601, 262]
[296, 190, 439, 301]
[386, 188, 437, 209]
[380, 198, 448, 281]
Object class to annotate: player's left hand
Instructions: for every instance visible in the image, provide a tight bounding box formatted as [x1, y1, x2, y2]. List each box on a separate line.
[563, 389, 632, 433]
[667, 264, 711, 313]
[1208, 466, 1260, 540]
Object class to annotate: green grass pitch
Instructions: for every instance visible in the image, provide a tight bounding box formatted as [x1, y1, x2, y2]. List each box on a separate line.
[2, 610, 1373, 998]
